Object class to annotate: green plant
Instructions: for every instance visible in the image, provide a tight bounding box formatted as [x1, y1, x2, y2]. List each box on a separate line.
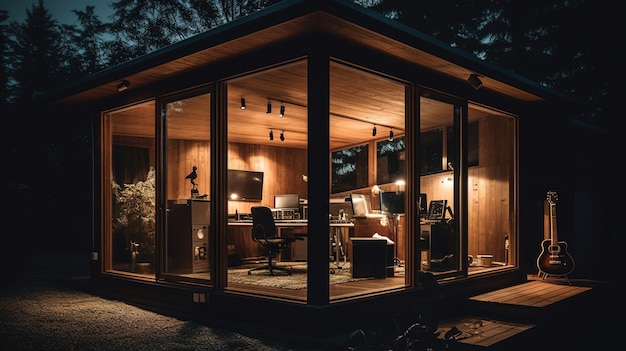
[112, 167, 156, 264]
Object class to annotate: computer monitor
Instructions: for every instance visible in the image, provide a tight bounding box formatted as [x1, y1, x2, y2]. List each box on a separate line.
[427, 200, 447, 221]
[380, 191, 405, 214]
[350, 193, 371, 217]
[274, 194, 299, 209]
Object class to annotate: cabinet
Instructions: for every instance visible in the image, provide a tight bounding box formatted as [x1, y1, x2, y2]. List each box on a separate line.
[167, 199, 210, 273]
[420, 222, 457, 271]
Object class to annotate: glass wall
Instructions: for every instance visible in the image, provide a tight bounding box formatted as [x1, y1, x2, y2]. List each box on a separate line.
[103, 101, 156, 276]
[98, 58, 517, 301]
[163, 91, 212, 282]
[225, 60, 310, 296]
[330, 61, 408, 293]
[466, 103, 516, 273]
[418, 96, 459, 275]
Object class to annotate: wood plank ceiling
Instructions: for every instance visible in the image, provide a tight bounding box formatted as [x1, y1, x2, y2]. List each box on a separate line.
[88, 10, 519, 150]
[110, 59, 495, 150]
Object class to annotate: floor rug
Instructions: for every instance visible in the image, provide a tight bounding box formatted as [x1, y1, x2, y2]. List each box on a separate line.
[227, 261, 365, 289]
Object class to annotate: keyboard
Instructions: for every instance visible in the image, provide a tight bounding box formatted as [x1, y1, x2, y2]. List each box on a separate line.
[276, 219, 308, 223]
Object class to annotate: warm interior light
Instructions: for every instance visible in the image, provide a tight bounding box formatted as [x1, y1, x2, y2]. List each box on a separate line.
[371, 184, 380, 197]
[278, 103, 285, 118]
[240, 97, 246, 110]
[395, 179, 405, 193]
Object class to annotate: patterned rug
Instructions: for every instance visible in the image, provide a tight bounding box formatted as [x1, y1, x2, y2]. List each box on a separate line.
[227, 261, 365, 289]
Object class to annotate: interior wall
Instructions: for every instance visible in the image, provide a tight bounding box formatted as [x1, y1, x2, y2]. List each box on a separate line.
[227, 142, 307, 215]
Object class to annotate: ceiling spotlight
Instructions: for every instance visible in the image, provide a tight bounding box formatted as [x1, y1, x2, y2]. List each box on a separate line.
[278, 103, 285, 118]
[467, 74, 483, 90]
[117, 80, 129, 92]
[372, 125, 377, 137]
[269, 129, 274, 141]
[279, 131, 285, 141]
[240, 97, 246, 110]
[266, 100, 272, 114]
[388, 129, 394, 141]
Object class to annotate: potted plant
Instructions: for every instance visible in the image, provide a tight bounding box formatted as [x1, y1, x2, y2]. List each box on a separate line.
[112, 167, 156, 272]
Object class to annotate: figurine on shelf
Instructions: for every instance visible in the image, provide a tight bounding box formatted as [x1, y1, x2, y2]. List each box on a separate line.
[185, 166, 199, 197]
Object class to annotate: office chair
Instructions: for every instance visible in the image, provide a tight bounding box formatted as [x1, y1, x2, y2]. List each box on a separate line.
[248, 206, 296, 275]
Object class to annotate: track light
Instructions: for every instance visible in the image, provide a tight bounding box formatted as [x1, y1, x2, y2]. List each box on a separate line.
[240, 97, 246, 110]
[117, 80, 129, 92]
[467, 74, 483, 90]
[266, 100, 272, 113]
[269, 129, 274, 141]
[389, 129, 394, 141]
[372, 125, 377, 137]
[278, 103, 285, 118]
[279, 131, 285, 141]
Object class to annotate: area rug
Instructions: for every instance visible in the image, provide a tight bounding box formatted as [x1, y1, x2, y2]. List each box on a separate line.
[228, 261, 365, 289]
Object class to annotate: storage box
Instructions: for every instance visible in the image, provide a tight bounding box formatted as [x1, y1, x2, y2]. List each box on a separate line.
[350, 238, 388, 278]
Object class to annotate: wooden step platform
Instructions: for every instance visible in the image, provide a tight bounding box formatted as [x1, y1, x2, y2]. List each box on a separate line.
[436, 316, 534, 350]
[436, 275, 608, 350]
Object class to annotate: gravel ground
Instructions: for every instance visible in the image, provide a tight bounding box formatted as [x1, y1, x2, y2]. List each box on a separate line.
[0, 253, 336, 351]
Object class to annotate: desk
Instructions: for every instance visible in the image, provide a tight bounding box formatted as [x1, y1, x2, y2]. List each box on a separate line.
[227, 220, 354, 262]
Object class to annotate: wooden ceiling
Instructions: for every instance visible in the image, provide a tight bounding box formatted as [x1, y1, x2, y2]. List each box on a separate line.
[110, 60, 498, 150]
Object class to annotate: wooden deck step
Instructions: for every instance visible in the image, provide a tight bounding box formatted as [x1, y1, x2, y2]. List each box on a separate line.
[436, 316, 534, 350]
[438, 276, 609, 349]
[463, 276, 604, 322]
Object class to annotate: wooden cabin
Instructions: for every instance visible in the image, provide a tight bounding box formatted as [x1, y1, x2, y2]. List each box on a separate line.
[38, 0, 583, 340]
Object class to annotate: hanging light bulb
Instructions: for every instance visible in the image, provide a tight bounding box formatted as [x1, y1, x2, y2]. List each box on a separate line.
[280, 130, 285, 141]
[266, 100, 272, 113]
[240, 97, 246, 110]
[278, 103, 285, 118]
[388, 129, 394, 141]
[269, 129, 274, 141]
[372, 125, 377, 136]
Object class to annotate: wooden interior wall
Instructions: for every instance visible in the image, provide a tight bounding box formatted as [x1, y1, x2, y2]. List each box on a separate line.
[227, 142, 308, 215]
[161, 116, 514, 264]
[167, 139, 211, 200]
[466, 116, 514, 263]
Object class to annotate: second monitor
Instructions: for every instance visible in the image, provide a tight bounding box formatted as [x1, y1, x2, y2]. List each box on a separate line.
[274, 194, 300, 209]
[380, 191, 405, 214]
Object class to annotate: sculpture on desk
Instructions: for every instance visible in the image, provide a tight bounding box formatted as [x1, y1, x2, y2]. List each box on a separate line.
[185, 166, 199, 197]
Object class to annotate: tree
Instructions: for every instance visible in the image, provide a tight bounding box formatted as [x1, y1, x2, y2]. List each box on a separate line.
[0, 10, 10, 109]
[61, 6, 108, 78]
[9, 0, 65, 105]
[105, 0, 220, 64]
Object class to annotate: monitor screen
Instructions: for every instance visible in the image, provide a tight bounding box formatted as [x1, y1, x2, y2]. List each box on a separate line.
[350, 193, 371, 217]
[274, 194, 299, 209]
[380, 191, 405, 214]
[227, 169, 264, 201]
[427, 200, 447, 220]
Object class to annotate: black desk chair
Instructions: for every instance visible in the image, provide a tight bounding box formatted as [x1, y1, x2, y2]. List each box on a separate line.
[248, 206, 296, 275]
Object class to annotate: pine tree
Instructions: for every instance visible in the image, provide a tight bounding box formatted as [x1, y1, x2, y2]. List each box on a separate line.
[9, 0, 64, 105]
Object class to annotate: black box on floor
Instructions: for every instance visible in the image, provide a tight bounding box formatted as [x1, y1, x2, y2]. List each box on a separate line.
[350, 238, 388, 278]
[386, 243, 395, 277]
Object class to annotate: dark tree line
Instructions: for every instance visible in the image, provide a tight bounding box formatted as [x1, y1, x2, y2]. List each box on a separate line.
[0, 0, 617, 253]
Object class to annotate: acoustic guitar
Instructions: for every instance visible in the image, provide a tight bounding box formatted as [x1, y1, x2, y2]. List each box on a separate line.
[536, 191, 575, 276]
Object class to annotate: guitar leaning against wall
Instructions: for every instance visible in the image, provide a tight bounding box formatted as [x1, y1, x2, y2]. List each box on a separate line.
[536, 190, 575, 278]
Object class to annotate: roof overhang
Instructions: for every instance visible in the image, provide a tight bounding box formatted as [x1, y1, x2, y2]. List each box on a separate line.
[38, 0, 568, 107]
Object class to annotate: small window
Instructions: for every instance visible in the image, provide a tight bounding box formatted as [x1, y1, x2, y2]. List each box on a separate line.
[332, 144, 369, 193]
[377, 136, 405, 184]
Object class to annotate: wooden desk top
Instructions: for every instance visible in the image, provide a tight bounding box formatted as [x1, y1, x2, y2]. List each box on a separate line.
[228, 220, 354, 227]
